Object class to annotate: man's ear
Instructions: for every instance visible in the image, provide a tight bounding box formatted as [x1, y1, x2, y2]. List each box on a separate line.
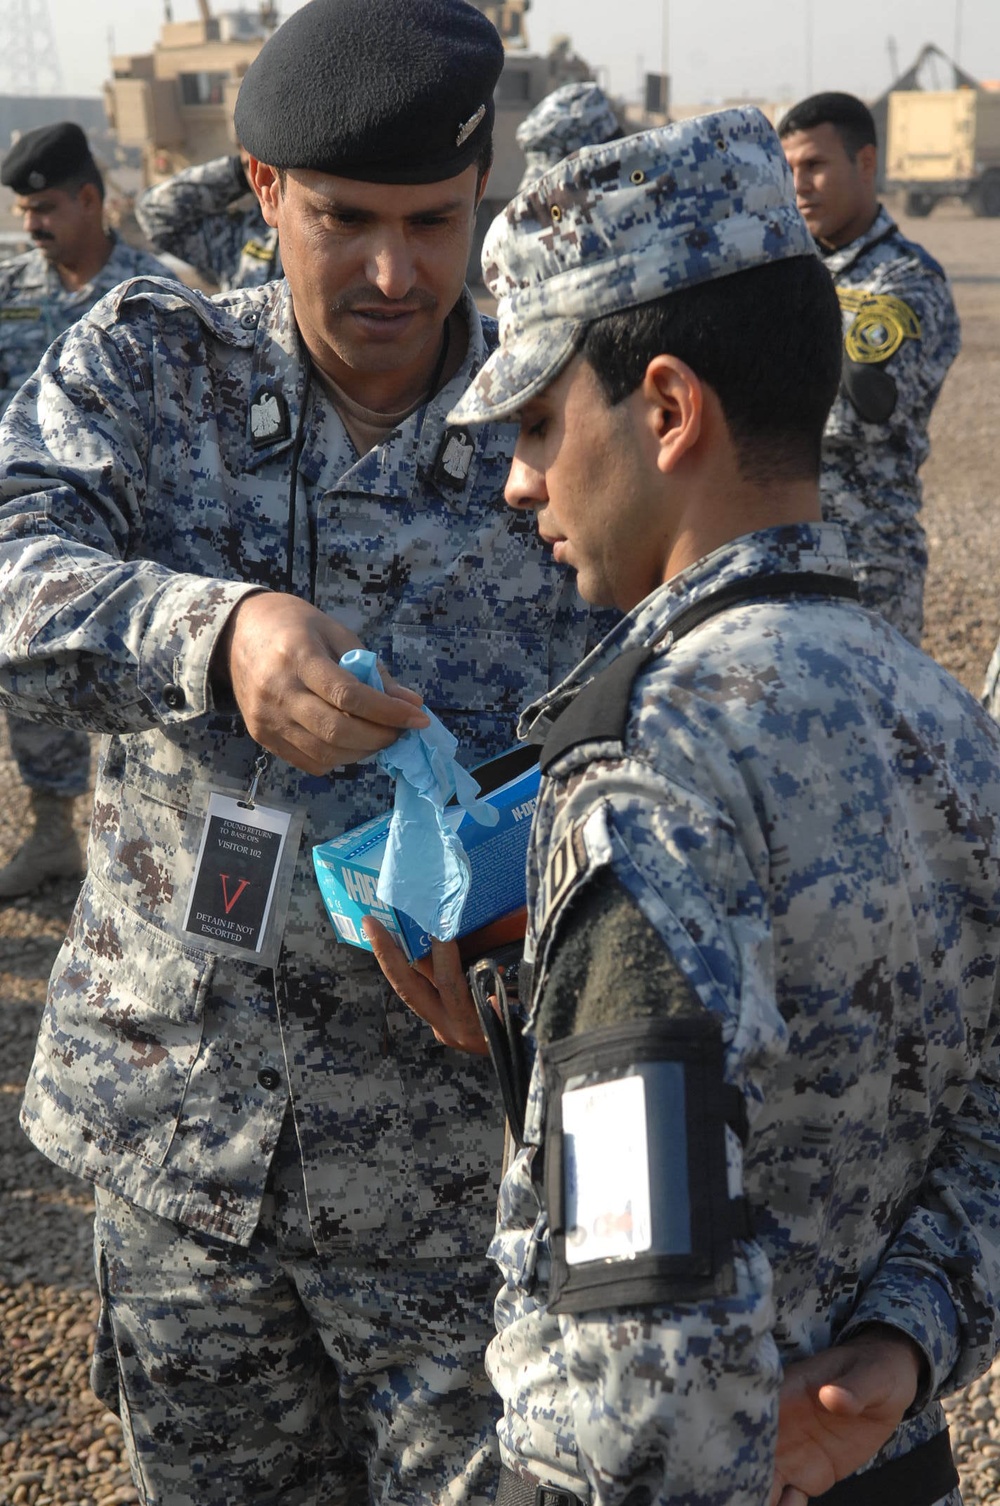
[856, 141, 878, 190]
[247, 157, 281, 225]
[642, 355, 704, 474]
[78, 181, 102, 217]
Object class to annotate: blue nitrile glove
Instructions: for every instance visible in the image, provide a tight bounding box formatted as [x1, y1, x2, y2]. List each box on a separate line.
[340, 649, 498, 940]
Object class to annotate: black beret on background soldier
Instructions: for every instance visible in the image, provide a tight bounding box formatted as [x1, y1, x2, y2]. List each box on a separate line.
[0, 121, 169, 901]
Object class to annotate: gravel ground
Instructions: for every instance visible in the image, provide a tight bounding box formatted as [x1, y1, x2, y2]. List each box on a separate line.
[0, 199, 999, 1505]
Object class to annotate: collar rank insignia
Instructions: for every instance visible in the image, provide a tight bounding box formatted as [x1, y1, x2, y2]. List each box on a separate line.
[456, 104, 486, 148]
[433, 427, 475, 490]
[249, 386, 290, 447]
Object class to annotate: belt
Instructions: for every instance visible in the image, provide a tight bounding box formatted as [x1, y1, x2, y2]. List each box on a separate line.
[497, 1429, 957, 1506]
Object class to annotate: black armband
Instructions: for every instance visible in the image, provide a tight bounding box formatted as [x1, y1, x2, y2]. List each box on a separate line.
[841, 359, 898, 424]
[542, 1014, 751, 1314]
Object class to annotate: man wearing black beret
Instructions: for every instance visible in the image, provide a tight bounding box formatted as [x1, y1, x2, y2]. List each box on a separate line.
[0, 2, 614, 1503]
[0, 120, 169, 902]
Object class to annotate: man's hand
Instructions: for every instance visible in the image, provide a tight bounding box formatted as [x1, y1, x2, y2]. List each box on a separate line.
[363, 918, 489, 1055]
[213, 592, 428, 775]
[771, 1325, 924, 1506]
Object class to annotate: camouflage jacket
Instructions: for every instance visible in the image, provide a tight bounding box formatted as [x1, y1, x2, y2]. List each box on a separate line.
[488, 524, 1000, 1505]
[134, 155, 281, 290]
[0, 234, 169, 417]
[0, 276, 608, 1253]
[820, 206, 960, 598]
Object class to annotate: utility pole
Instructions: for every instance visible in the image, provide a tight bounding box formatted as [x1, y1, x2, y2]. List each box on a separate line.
[953, 0, 964, 76]
[887, 34, 899, 85]
[0, 0, 64, 96]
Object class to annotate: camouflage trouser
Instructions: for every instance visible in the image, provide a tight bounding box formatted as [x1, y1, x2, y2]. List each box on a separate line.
[91, 1113, 501, 1506]
[7, 712, 92, 796]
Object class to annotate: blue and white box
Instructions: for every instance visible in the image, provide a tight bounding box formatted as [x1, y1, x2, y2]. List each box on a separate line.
[312, 745, 540, 962]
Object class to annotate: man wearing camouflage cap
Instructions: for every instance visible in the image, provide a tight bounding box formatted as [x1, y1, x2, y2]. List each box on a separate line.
[515, 80, 621, 194]
[375, 107, 1000, 1505]
[0, 1, 614, 1501]
[0, 121, 170, 899]
[135, 146, 282, 292]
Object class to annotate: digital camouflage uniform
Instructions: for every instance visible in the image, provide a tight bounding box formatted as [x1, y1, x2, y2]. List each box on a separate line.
[820, 206, 960, 645]
[0, 274, 608, 1504]
[488, 525, 1000, 1505]
[447, 110, 1000, 1506]
[0, 232, 171, 797]
[515, 81, 620, 195]
[134, 153, 281, 291]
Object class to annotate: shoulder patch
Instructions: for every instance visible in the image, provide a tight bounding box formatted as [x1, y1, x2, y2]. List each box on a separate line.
[838, 289, 921, 365]
[241, 238, 275, 263]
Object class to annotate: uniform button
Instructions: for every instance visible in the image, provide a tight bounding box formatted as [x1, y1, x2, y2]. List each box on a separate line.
[240, 310, 259, 329]
[163, 684, 186, 709]
[257, 1067, 281, 1091]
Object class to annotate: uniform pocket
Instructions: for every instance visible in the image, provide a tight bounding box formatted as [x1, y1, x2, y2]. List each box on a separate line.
[38, 874, 215, 1166]
[390, 625, 551, 761]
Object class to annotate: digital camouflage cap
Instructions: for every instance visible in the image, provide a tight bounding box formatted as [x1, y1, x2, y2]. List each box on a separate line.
[515, 81, 621, 195]
[450, 107, 818, 425]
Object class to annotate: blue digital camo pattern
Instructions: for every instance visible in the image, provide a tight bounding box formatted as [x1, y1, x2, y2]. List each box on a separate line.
[0, 273, 612, 1501]
[0, 231, 172, 794]
[514, 82, 621, 195]
[489, 525, 1000, 1505]
[134, 155, 281, 291]
[820, 206, 960, 644]
[451, 107, 818, 426]
[0, 232, 170, 415]
[90, 1113, 500, 1505]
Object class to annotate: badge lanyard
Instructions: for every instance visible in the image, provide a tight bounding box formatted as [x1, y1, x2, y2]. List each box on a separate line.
[181, 358, 316, 967]
[181, 752, 304, 968]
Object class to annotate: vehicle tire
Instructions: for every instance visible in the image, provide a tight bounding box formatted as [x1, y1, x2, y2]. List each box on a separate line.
[904, 190, 934, 218]
[971, 175, 1000, 217]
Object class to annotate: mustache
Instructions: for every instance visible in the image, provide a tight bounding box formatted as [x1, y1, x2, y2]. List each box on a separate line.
[328, 288, 436, 315]
[30, 231, 55, 243]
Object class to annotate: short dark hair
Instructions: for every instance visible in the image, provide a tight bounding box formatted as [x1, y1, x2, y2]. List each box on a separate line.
[778, 91, 877, 160]
[581, 255, 843, 487]
[59, 162, 105, 202]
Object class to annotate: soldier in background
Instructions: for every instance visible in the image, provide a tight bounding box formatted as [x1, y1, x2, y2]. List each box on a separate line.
[0, 122, 171, 899]
[514, 79, 621, 194]
[134, 147, 281, 291]
[779, 91, 960, 646]
[372, 108, 1000, 1506]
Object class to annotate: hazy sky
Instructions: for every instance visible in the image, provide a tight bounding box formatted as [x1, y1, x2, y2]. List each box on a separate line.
[23, 0, 1000, 107]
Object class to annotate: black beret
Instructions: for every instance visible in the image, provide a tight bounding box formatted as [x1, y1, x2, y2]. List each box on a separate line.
[235, 0, 504, 184]
[1, 121, 97, 195]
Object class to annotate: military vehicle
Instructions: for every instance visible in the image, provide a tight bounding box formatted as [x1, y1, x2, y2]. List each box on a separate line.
[885, 87, 1000, 217]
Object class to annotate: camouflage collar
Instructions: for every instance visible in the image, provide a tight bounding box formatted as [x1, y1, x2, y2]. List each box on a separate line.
[820, 204, 896, 277]
[518, 522, 856, 742]
[244, 282, 499, 505]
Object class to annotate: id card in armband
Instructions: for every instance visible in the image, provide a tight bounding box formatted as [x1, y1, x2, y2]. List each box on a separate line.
[180, 757, 304, 968]
[542, 1016, 750, 1314]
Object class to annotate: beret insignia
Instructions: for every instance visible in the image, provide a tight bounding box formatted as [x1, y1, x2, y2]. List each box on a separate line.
[456, 105, 486, 149]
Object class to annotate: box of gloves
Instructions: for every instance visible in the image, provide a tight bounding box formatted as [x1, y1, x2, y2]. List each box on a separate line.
[312, 743, 540, 962]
